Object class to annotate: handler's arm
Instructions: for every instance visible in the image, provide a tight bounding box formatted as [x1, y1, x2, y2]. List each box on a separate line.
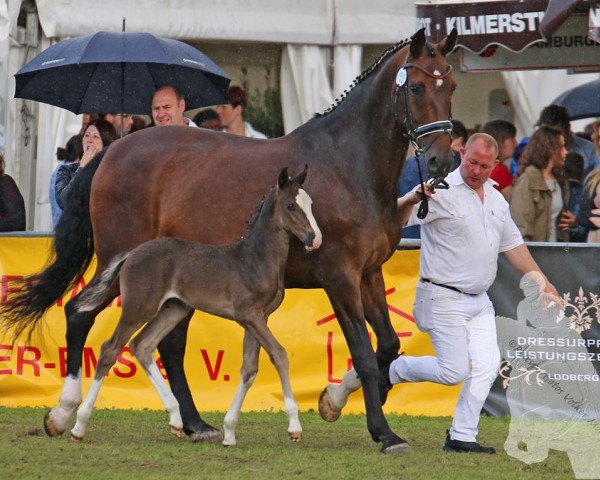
[396, 184, 433, 226]
[502, 244, 559, 299]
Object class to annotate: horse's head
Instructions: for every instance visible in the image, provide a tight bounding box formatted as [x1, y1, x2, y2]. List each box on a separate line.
[277, 165, 322, 252]
[393, 28, 458, 184]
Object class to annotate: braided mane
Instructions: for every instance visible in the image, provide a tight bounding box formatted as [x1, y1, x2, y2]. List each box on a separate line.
[317, 36, 412, 117]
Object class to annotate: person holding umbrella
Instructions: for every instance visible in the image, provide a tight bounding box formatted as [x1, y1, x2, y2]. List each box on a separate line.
[151, 86, 197, 127]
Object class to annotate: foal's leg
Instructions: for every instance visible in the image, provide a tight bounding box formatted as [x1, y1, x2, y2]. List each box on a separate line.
[129, 299, 195, 437]
[223, 330, 261, 446]
[157, 314, 223, 443]
[239, 313, 302, 444]
[44, 276, 118, 437]
[71, 311, 144, 440]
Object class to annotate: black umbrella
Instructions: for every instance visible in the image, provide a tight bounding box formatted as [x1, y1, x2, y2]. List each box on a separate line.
[551, 78, 600, 121]
[14, 31, 230, 116]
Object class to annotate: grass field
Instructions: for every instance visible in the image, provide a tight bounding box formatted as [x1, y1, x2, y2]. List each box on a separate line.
[0, 407, 575, 480]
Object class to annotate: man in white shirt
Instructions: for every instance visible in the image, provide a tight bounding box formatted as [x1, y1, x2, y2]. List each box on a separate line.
[216, 86, 267, 138]
[320, 133, 560, 454]
[151, 86, 197, 127]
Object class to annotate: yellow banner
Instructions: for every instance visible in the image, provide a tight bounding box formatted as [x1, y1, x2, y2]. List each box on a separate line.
[0, 237, 460, 415]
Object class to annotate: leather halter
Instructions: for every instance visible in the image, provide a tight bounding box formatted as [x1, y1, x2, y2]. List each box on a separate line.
[394, 62, 453, 219]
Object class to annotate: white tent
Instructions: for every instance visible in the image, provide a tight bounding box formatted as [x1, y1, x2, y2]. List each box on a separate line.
[1, 0, 597, 231]
[1, 0, 417, 231]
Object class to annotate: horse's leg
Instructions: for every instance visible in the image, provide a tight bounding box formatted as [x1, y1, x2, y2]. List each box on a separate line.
[44, 277, 117, 437]
[319, 268, 401, 420]
[157, 313, 223, 442]
[71, 311, 143, 440]
[129, 299, 196, 438]
[239, 313, 302, 444]
[223, 330, 261, 446]
[321, 274, 410, 454]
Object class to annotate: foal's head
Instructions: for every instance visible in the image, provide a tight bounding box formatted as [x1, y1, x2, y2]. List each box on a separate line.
[276, 166, 322, 252]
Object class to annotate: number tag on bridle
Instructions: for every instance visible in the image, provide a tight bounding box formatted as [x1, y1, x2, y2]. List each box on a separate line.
[395, 68, 407, 87]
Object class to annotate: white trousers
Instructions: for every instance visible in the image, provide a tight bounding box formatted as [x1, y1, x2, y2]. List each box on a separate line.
[389, 280, 500, 442]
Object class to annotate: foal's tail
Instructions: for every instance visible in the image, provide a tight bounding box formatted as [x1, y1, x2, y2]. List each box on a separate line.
[76, 252, 130, 313]
[0, 150, 107, 342]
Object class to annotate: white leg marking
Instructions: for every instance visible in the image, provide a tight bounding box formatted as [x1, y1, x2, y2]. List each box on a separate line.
[144, 361, 182, 432]
[48, 371, 83, 433]
[71, 377, 104, 439]
[223, 372, 256, 446]
[327, 368, 362, 409]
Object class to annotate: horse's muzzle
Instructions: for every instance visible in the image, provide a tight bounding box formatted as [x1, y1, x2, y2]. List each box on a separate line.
[305, 231, 322, 252]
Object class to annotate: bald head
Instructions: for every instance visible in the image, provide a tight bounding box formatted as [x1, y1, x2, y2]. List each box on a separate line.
[459, 133, 498, 192]
[152, 86, 186, 126]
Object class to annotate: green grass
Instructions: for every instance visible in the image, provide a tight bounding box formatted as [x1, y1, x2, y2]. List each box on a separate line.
[0, 407, 574, 480]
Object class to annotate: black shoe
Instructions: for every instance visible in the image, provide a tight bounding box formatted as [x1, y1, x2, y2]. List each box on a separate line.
[443, 432, 495, 454]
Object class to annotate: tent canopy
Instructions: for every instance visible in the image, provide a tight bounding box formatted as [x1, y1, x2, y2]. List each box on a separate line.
[35, 0, 416, 46]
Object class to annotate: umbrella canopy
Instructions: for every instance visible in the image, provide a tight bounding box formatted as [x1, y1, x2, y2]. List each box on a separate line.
[14, 31, 230, 115]
[551, 78, 600, 121]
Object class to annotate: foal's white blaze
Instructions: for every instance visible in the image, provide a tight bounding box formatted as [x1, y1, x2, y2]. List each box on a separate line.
[296, 189, 322, 250]
[433, 69, 443, 88]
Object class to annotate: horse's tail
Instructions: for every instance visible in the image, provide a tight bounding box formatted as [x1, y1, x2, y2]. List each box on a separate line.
[0, 150, 107, 342]
[76, 251, 130, 313]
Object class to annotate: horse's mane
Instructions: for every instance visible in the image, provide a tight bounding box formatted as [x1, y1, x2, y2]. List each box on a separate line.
[316, 36, 412, 117]
[241, 186, 276, 239]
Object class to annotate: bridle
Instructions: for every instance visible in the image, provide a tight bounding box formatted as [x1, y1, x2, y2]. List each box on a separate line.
[394, 61, 453, 219]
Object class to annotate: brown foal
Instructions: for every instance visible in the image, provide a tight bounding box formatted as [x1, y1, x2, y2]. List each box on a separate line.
[70, 166, 322, 444]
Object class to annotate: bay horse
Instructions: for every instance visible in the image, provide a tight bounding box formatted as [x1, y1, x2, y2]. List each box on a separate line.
[2, 28, 458, 453]
[69, 167, 321, 444]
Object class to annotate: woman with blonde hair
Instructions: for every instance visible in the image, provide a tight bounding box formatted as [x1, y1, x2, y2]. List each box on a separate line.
[510, 126, 575, 241]
[0, 151, 26, 231]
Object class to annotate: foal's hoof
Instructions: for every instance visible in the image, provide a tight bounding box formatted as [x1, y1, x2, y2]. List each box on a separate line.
[381, 442, 412, 455]
[43, 410, 64, 437]
[289, 431, 302, 442]
[170, 425, 185, 438]
[70, 433, 83, 443]
[189, 428, 224, 444]
[318, 387, 342, 422]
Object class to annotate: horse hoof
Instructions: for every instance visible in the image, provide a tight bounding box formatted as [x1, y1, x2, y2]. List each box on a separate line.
[289, 431, 302, 442]
[318, 387, 341, 422]
[381, 442, 412, 454]
[70, 433, 83, 443]
[170, 425, 185, 438]
[43, 410, 64, 437]
[189, 428, 224, 444]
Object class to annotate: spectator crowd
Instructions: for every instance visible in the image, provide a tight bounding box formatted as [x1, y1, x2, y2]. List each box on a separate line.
[398, 104, 600, 243]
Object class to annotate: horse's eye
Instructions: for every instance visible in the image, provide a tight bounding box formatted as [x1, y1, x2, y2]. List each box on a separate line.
[409, 84, 424, 96]
[287, 203, 295, 211]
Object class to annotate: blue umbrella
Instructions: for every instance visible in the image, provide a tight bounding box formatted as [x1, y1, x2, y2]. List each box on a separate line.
[14, 31, 230, 115]
[551, 78, 600, 121]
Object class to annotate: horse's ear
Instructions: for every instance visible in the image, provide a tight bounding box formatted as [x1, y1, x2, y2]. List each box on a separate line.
[410, 28, 427, 58]
[294, 164, 308, 185]
[278, 167, 290, 189]
[439, 28, 458, 56]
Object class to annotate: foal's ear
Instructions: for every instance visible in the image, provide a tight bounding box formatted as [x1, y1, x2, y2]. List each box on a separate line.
[410, 28, 427, 58]
[439, 28, 458, 56]
[294, 164, 308, 186]
[278, 167, 290, 189]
